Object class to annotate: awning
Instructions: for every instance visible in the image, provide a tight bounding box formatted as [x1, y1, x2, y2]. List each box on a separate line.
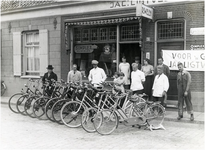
[65, 16, 140, 26]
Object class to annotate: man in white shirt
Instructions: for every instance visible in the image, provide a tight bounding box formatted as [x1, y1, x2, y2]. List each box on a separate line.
[130, 63, 145, 95]
[88, 60, 107, 86]
[152, 65, 169, 107]
[67, 64, 82, 84]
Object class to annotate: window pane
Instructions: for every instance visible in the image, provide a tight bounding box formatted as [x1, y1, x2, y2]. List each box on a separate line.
[121, 25, 139, 41]
[73, 43, 117, 78]
[26, 33, 33, 45]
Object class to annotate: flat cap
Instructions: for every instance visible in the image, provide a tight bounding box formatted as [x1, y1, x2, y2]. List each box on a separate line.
[92, 60, 98, 65]
[177, 62, 183, 66]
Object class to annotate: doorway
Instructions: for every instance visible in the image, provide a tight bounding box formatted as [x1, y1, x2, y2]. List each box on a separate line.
[120, 43, 141, 67]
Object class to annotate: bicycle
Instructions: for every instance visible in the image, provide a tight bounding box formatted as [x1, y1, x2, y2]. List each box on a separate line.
[93, 93, 165, 135]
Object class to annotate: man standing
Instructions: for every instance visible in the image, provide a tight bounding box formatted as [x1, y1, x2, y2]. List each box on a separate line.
[130, 63, 145, 95]
[177, 62, 194, 121]
[67, 64, 82, 84]
[154, 57, 170, 106]
[152, 65, 169, 107]
[42, 65, 57, 83]
[88, 60, 107, 86]
[42, 65, 58, 96]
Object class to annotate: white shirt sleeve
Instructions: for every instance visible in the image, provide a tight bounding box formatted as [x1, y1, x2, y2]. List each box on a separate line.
[152, 76, 157, 90]
[164, 75, 169, 92]
[141, 71, 146, 82]
[101, 69, 107, 82]
[67, 71, 71, 83]
[88, 70, 92, 82]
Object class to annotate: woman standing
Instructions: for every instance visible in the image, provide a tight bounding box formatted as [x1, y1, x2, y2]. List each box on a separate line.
[119, 56, 130, 89]
[141, 59, 154, 99]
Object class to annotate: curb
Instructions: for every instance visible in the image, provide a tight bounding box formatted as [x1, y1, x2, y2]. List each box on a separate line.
[164, 117, 204, 124]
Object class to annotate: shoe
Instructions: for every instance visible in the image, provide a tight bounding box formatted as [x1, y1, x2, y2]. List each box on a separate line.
[190, 114, 194, 121]
[177, 115, 183, 120]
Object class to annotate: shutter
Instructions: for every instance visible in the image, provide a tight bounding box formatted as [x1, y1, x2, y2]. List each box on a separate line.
[39, 29, 48, 76]
[13, 32, 22, 76]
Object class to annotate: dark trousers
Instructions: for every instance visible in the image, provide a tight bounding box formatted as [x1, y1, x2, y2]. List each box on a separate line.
[124, 85, 130, 90]
[178, 90, 193, 116]
[133, 89, 144, 95]
[152, 96, 164, 106]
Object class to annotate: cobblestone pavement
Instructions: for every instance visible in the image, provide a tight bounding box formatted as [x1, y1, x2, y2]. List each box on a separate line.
[0, 104, 204, 150]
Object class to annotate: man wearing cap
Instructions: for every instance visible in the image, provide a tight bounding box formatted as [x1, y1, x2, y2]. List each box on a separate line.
[88, 60, 107, 85]
[152, 65, 169, 107]
[177, 62, 194, 121]
[130, 63, 145, 95]
[67, 64, 82, 84]
[42, 65, 58, 83]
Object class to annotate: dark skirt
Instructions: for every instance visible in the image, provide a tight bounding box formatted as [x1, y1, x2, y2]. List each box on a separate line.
[144, 75, 154, 98]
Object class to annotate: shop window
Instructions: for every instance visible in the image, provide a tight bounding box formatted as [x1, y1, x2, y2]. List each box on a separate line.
[24, 32, 40, 76]
[82, 29, 89, 42]
[73, 43, 117, 78]
[109, 27, 116, 40]
[99, 28, 107, 41]
[91, 28, 98, 41]
[158, 21, 184, 39]
[121, 24, 139, 41]
[13, 30, 48, 77]
[74, 28, 81, 42]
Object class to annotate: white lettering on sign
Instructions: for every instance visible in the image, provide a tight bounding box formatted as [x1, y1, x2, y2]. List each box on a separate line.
[190, 45, 205, 50]
[190, 27, 205, 35]
[162, 50, 205, 71]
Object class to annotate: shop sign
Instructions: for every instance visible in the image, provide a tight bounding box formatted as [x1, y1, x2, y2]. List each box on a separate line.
[74, 45, 97, 53]
[136, 3, 153, 20]
[162, 50, 205, 71]
[190, 27, 205, 35]
[190, 45, 205, 50]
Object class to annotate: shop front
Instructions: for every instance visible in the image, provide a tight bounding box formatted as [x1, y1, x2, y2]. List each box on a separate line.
[63, 15, 143, 81]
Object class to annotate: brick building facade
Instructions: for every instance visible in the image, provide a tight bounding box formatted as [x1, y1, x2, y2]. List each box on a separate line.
[1, 0, 204, 111]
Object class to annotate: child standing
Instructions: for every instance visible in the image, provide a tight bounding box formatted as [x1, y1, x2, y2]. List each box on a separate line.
[113, 72, 125, 93]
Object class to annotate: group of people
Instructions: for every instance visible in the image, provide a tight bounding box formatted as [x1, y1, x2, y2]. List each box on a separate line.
[42, 56, 194, 121]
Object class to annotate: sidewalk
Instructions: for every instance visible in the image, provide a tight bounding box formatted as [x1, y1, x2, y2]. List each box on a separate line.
[1, 96, 204, 124]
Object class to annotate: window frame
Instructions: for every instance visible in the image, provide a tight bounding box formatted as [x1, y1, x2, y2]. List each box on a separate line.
[22, 30, 40, 76]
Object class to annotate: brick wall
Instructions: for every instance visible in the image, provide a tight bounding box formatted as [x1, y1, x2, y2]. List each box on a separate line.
[1, 16, 61, 96]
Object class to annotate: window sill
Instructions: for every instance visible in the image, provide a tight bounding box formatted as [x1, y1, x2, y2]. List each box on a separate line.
[20, 76, 41, 79]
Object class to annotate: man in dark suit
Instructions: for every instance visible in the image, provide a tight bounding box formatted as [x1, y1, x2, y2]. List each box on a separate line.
[42, 65, 57, 96]
[42, 65, 58, 83]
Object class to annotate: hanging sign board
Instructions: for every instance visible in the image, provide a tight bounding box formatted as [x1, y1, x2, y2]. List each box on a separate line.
[74, 45, 97, 53]
[162, 50, 205, 71]
[136, 3, 153, 20]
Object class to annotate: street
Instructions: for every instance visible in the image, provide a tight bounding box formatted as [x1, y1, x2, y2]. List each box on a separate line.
[0, 104, 204, 150]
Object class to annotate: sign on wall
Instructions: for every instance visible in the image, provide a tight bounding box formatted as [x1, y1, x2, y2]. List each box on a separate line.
[136, 3, 153, 20]
[162, 50, 205, 71]
[190, 45, 205, 50]
[74, 45, 97, 53]
[190, 27, 205, 35]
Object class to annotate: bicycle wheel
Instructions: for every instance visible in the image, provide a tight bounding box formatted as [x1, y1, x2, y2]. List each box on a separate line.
[33, 97, 50, 120]
[45, 98, 59, 122]
[61, 101, 85, 128]
[52, 99, 70, 125]
[145, 104, 165, 127]
[81, 107, 102, 133]
[24, 95, 40, 118]
[1, 82, 6, 96]
[93, 109, 118, 135]
[16, 94, 29, 115]
[8, 93, 24, 113]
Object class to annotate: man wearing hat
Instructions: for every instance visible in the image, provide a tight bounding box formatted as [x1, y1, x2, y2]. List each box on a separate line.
[177, 62, 194, 121]
[42, 65, 58, 83]
[88, 60, 107, 86]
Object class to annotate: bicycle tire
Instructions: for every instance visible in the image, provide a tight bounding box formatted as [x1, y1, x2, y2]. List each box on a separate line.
[24, 95, 41, 118]
[81, 107, 102, 133]
[16, 94, 29, 115]
[51, 99, 70, 125]
[61, 101, 86, 128]
[145, 104, 165, 127]
[33, 97, 50, 120]
[93, 109, 118, 135]
[8, 93, 24, 113]
[45, 97, 59, 122]
[1, 82, 6, 96]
